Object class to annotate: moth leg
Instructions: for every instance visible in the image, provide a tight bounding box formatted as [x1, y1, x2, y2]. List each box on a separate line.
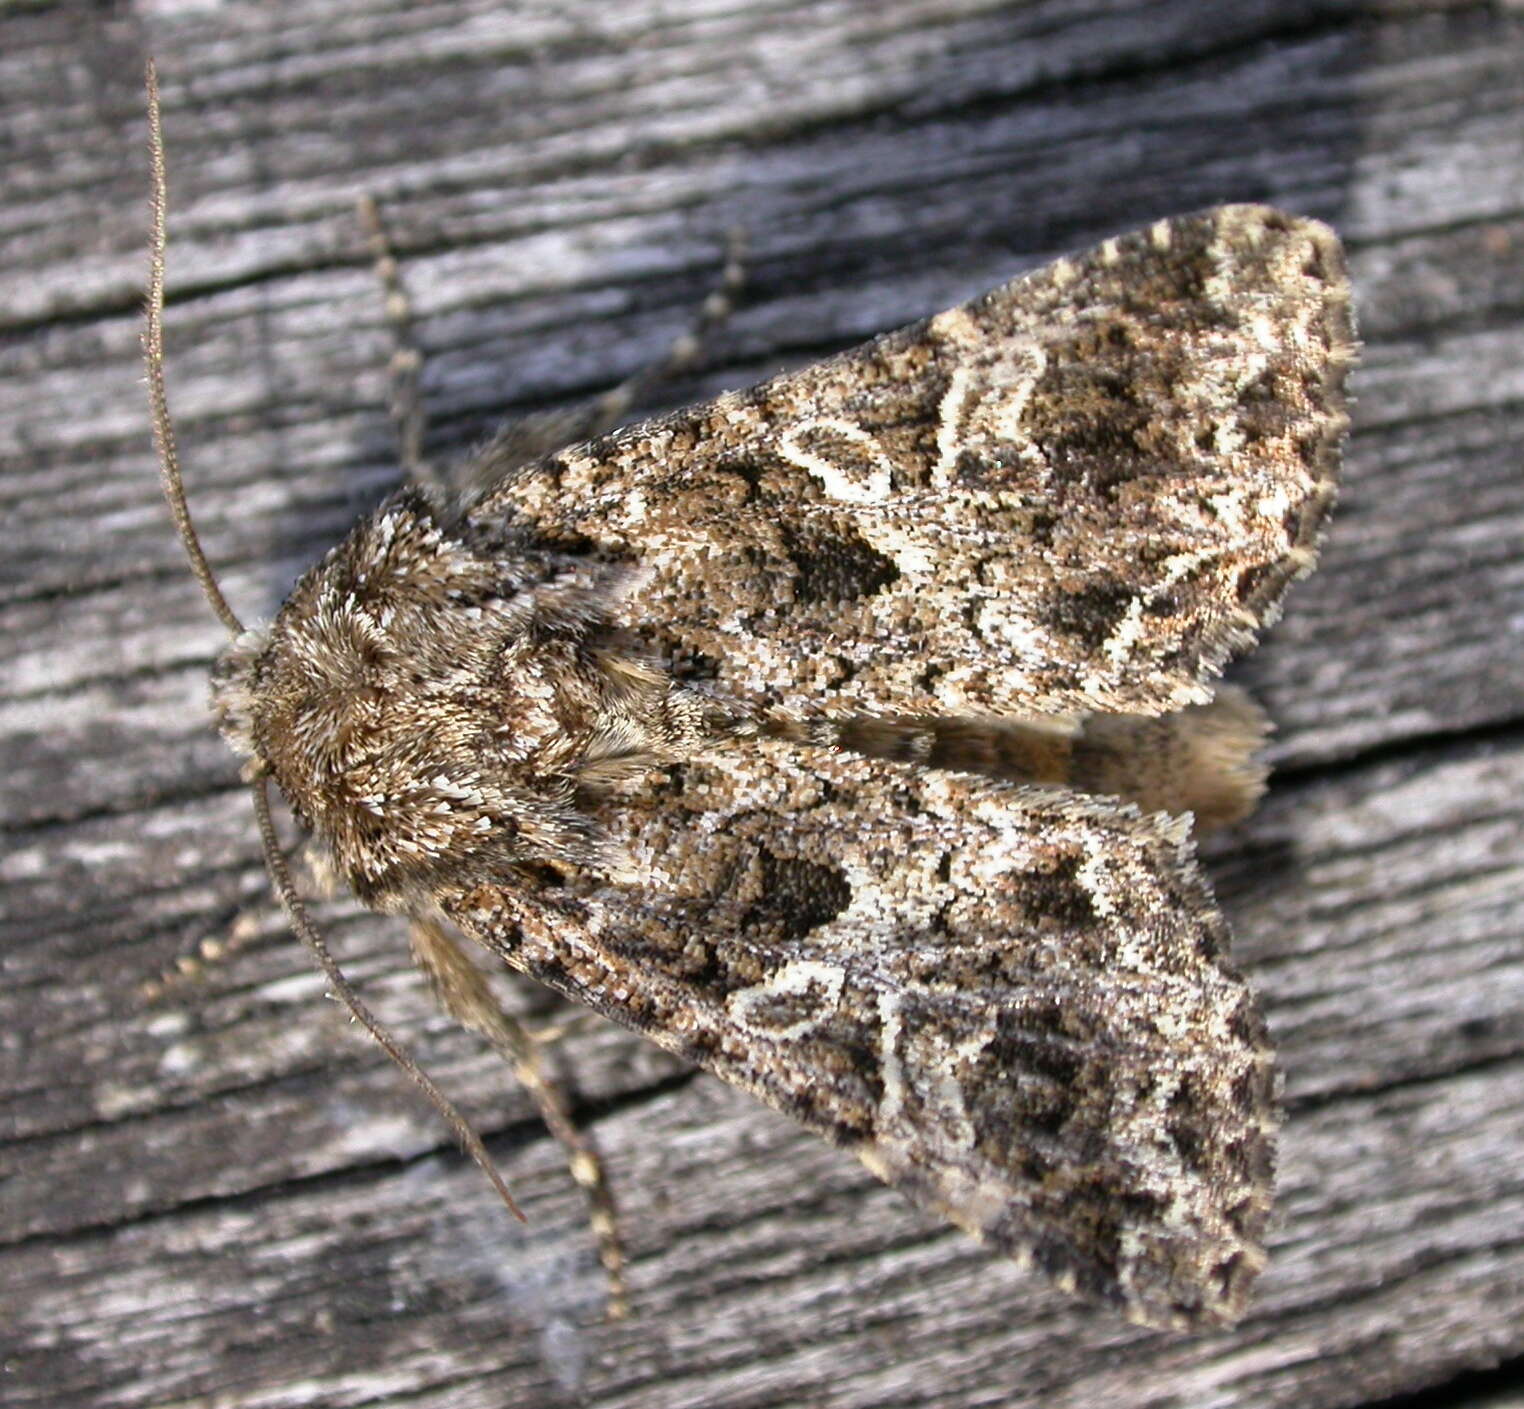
[459, 228, 747, 488]
[139, 904, 269, 1002]
[567, 226, 747, 444]
[140, 833, 318, 1002]
[524, 1011, 602, 1046]
[356, 199, 743, 492]
[407, 916, 629, 1320]
[356, 194, 437, 488]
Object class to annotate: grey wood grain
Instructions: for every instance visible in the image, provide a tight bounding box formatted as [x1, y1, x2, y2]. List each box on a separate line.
[3, 1, 1522, 1406]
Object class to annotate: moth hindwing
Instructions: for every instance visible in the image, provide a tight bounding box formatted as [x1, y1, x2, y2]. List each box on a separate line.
[175, 192, 1354, 1328]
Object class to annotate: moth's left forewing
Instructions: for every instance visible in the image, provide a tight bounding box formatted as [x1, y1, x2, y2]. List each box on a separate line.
[445, 744, 1276, 1330]
[472, 204, 1354, 720]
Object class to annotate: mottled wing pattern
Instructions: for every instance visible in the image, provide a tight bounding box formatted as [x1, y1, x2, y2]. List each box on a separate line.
[443, 739, 1275, 1330]
[471, 205, 1353, 717]
[376, 205, 1358, 1326]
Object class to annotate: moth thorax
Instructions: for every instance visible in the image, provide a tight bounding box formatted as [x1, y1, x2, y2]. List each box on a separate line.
[208, 575, 654, 905]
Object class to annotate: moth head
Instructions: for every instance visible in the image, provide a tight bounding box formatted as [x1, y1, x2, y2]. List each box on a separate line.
[208, 623, 273, 761]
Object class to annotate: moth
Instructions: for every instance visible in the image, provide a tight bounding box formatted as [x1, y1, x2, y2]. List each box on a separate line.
[143, 64, 1354, 1331]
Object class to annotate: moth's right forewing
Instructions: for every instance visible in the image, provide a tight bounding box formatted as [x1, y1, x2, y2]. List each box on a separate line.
[473, 205, 1354, 720]
[444, 744, 1276, 1329]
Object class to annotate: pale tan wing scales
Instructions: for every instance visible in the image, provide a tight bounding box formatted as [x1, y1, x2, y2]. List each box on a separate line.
[470, 205, 1354, 718]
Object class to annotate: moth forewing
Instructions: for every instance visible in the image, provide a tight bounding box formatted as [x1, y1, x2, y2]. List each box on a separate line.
[148, 71, 1354, 1339]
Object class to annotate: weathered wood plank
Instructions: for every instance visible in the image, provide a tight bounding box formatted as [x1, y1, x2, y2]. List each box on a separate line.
[3, 1, 1522, 1406]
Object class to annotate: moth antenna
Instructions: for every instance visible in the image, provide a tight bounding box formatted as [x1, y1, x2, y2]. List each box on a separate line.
[142, 59, 242, 639]
[253, 779, 526, 1224]
[144, 59, 525, 1229]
